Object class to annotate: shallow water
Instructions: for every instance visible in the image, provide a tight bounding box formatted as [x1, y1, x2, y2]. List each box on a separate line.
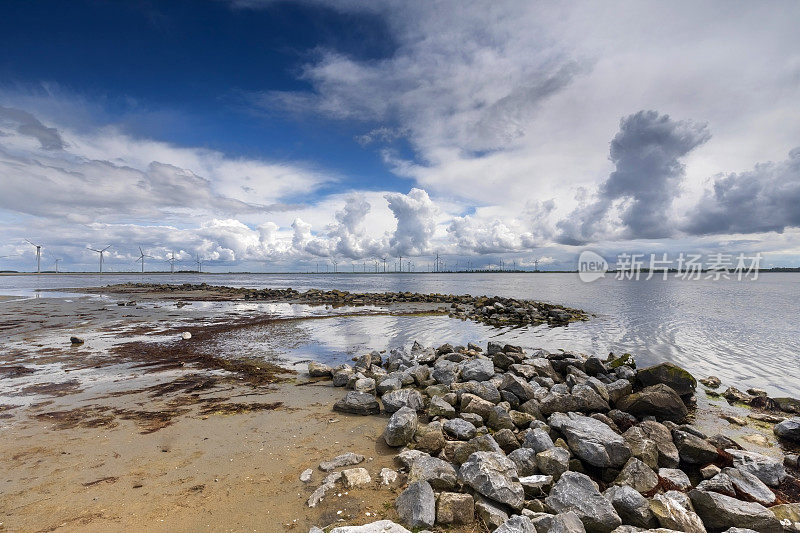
[2, 272, 799, 396]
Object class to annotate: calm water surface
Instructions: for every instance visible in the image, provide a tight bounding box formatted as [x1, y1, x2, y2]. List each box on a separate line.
[1, 272, 799, 396]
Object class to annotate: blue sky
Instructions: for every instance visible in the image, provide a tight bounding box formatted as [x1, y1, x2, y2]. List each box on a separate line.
[1, 1, 800, 272]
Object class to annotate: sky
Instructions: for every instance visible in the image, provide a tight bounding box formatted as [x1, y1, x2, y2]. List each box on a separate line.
[1, 0, 799, 272]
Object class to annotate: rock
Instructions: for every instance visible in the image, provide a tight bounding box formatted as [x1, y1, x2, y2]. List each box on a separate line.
[436, 492, 474, 525]
[689, 489, 782, 533]
[700, 464, 721, 479]
[774, 417, 800, 443]
[496, 515, 536, 533]
[308, 361, 333, 377]
[769, 503, 800, 533]
[428, 395, 456, 418]
[494, 428, 521, 454]
[395, 481, 435, 528]
[460, 412, 484, 426]
[508, 447, 539, 476]
[414, 422, 446, 455]
[333, 366, 355, 387]
[637, 421, 681, 468]
[377, 377, 402, 395]
[700, 376, 721, 389]
[432, 359, 460, 385]
[69, 336, 84, 344]
[523, 428, 555, 453]
[726, 449, 787, 487]
[532, 511, 587, 533]
[658, 467, 691, 491]
[384, 406, 418, 447]
[319, 452, 365, 471]
[307, 471, 342, 507]
[380, 468, 398, 485]
[342, 467, 372, 487]
[382, 389, 424, 413]
[607, 380, 633, 404]
[461, 358, 496, 381]
[774, 397, 800, 414]
[500, 374, 538, 403]
[545, 472, 622, 533]
[551, 412, 631, 468]
[510, 410, 536, 428]
[721, 413, 748, 426]
[622, 426, 660, 470]
[723, 386, 753, 404]
[334, 392, 380, 415]
[537, 446, 571, 481]
[742, 433, 770, 446]
[475, 494, 510, 529]
[614, 458, 659, 494]
[673, 430, 719, 464]
[520, 474, 553, 498]
[300, 468, 313, 482]
[448, 434, 503, 464]
[407, 454, 458, 490]
[488, 406, 517, 431]
[636, 362, 697, 396]
[708, 433, 743, 451]
[616, 384, 688, 423]
[540, 387, 609, 416]
[443, 418, 477, 440]
[459, 451, 525, 510]
[604, 485, 656, 529]
[649, 491, 707, 533]
[354, 377, 376, 393]
[722, 467, 776, 506]
[696, 473, 737, 497]
[329, 521, 411, 533]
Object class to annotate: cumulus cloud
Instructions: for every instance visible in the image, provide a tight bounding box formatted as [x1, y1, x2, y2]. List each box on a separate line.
[386, 188, 438, 256]
[683, 147, 800, 235]
[556, 110, 710, 244]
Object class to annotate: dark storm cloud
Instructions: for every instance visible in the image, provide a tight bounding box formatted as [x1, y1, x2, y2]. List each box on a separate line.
[557, 110, 710, 244]
[0, 105, 66, 150]
[683, 147, 800, 235]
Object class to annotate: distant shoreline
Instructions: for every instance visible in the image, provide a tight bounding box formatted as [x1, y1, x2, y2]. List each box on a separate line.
[2, 268, 800, 276]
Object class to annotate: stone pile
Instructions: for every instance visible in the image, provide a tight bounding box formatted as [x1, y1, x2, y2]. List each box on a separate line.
[308, 342, 800, 532]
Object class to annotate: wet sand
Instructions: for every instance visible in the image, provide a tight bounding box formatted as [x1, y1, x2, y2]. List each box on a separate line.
[0, 292, 435, 532]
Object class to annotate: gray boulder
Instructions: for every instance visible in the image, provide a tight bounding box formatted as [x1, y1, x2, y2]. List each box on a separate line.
[726, 449, 787, 487]
[443, 418, 477, 440]
[382, 389, 424, 413]
[537, 446, 571, 481]
[723, 467, 776, 506]
[376, 377, 402, 395]
[616, 384, 688, 423]
[319, 452, 364, 471]
[329, 520, 412, 533]
[658, 467, 692, 491]
[459, 451, 525, 510]
[308, 361, 333, 377]
[435, 491, 474, 525]
[614, 457, 659, 494]
[545, 472, 622, 533]
[395, 481, 435, 528]
[475, 494, 510, 529]
[334, 391, 380, 415]
[495, 515, 536, 533]
[428, 395, 456, 418]
[774, 417, 800, 443]
[432, 359, 460, 385]
[649, 491, 707, 533]
[689, 489, 782, 533]
[550, 412, 631, 468]
[461, 357, 495, 381]
[636, 362, 697, 396]
[407, 454, 458, 490]
[500, 373, 538, 402]
[531, 511, 587, 533]
[696, 473, 737, 497]
[637, 421, 680, 468]
[508, 447, 539, 476]
[523, 427, 555, 453]
[384, 406, 418, 447]
[603, 485, 656, 529]
[673, 430, 718, 464]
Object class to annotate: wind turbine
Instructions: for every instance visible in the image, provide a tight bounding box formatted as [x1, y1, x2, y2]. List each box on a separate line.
[166, 251, 178, 273]
[533, 258, 540, 272]
[87, 245, 111, 273]
[54, 258, 62, 273]
[25, 239, 42, 273]
[136, 247, 153, 273]
[195, 253, 203, 273]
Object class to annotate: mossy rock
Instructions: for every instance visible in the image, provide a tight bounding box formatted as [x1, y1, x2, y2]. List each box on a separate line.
[636, 362, 696, 396]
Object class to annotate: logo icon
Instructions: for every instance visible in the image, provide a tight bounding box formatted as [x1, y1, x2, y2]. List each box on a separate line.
[578, 250, 608, 282]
